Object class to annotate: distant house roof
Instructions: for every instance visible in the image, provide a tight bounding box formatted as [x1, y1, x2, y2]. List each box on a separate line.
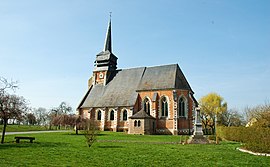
[78, 64, 194, 109]
[129, 109, 155, 119]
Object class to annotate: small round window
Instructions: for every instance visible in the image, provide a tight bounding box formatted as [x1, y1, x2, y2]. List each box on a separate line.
[99, 73, 104, 79]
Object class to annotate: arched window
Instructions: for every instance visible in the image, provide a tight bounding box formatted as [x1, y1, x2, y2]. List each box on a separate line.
[134, 120, 137, 127]
[143, 97, 151, 114]
[161, 96, 168, 117]
[123, 109, 127, 121]
[110, 110, 114, 120]
[97, 110, 102, 120]
[179, 97, 186, 117]
[138, 120, 141, 127]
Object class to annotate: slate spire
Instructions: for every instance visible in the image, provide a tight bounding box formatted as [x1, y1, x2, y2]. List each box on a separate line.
[94, 13, 118, 73]
[104, 14, 112, 52]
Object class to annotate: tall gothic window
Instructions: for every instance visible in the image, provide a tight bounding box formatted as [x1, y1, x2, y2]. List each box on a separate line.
[110, 110, 114, 120]
[161, 96, 168, 117]
[143, 98, 151, 114]
[97, 110, 102, 120]
[123, 109, 127, 121]
[179, 97, 186, 117]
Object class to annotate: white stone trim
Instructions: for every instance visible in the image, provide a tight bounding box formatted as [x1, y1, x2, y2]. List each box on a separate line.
[95, 108, 106, 131]
[103, 72, 107, 86]
[159, 95, 170, 119]
[173, 100, 178, 133]
[120, 108, 129, 121]
[108, 108, 116, 121]
[142, 96, 152, 115]
[178, 95, 188, 119]
[88, 109, 92, 119]
[95, 108, 103, 121]
[189, 93, 195, 119]
[83, 111, 88, 119]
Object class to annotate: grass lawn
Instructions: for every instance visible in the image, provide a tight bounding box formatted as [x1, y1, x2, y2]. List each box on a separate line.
[0, 124, 72, 132]
[0, 132, 269, 167]
[0, 125, 49, 132]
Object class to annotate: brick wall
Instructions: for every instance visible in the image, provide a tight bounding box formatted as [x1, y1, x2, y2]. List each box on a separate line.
[79, 89, 195, 135]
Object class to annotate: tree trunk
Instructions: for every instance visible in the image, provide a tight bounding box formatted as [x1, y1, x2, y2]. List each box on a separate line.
[1, 119, 8, 144]
[215, 114, 219, 144]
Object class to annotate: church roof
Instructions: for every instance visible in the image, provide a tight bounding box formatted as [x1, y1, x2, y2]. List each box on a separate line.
[137, 64, 192, 91]
[80, 67, 145, 108]
[79, 64, 193, 108]
[129, 109, 155, 119]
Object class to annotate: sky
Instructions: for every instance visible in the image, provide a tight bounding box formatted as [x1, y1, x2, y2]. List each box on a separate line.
[0, 0, 269, 112]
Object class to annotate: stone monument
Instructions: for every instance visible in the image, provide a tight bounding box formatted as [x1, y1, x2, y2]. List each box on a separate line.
[188, 107, 209, 144]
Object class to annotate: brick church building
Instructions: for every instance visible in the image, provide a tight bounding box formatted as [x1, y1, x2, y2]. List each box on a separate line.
[77, 18, 198, 135]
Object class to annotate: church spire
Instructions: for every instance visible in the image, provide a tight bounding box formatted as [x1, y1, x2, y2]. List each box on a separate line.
[94, 13, 118, 74]
[104, 13, 112, 52]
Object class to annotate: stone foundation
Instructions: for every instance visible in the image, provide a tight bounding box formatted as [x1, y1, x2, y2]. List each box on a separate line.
[188, 135, 209, 144]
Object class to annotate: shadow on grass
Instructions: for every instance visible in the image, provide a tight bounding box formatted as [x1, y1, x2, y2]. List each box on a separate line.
[63, 133, 108, 136]
[0, 141, 69, 150]
[220, 141, 240, 145]
[97, 145, 124, 149]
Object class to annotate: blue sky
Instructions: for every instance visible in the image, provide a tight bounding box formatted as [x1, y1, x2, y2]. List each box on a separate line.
[1, 0, 269, 112]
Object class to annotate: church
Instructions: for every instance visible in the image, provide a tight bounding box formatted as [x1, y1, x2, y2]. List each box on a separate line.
[77, 18, 198, 135]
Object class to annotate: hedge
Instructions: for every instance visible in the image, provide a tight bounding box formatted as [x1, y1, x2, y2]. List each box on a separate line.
[218, 126, 270, 153]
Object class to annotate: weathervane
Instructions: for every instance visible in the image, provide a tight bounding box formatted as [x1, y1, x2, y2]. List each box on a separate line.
[109, 12, 112, 19]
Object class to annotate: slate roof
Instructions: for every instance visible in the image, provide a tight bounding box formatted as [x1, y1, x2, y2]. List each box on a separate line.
[80, 67, 145, 108]
[137, 64, 192, 91]
[79, 64, 193, 109]
[129, 109, 155, 119]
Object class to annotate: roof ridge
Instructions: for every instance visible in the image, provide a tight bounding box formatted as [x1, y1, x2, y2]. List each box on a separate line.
[119, 63, 178, 71]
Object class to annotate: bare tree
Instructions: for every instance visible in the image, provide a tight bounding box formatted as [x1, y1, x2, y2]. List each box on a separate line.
[26, 113, 37, 125]
[219, 109, 245, 127]
[0, 94, 28, 143]
[0, 77, 18, 94]
[245, 103, 270, 127]
[82, 119, 99, 147]
[51, 114, 77, 130]
[50, 102, 73, 129]
[33, 107, 48, 126]
[0, 77, 28, 143]
[53, 102, 73, 115]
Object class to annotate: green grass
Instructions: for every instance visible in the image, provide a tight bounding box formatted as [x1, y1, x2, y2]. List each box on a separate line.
[0, 124, 73, 132]
[0, 132, 269, 167]
[0, 125, 49, 132]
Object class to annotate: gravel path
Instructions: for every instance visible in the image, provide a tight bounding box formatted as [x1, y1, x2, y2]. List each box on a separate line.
[4, 130, 72, 135]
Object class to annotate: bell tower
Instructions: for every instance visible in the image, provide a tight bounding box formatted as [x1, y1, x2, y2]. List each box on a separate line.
[92, 15, 118, 86]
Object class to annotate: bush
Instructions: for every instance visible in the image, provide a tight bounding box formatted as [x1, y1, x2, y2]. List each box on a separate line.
[82, 119, 100, 147]
[219, 126, 270, 153]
